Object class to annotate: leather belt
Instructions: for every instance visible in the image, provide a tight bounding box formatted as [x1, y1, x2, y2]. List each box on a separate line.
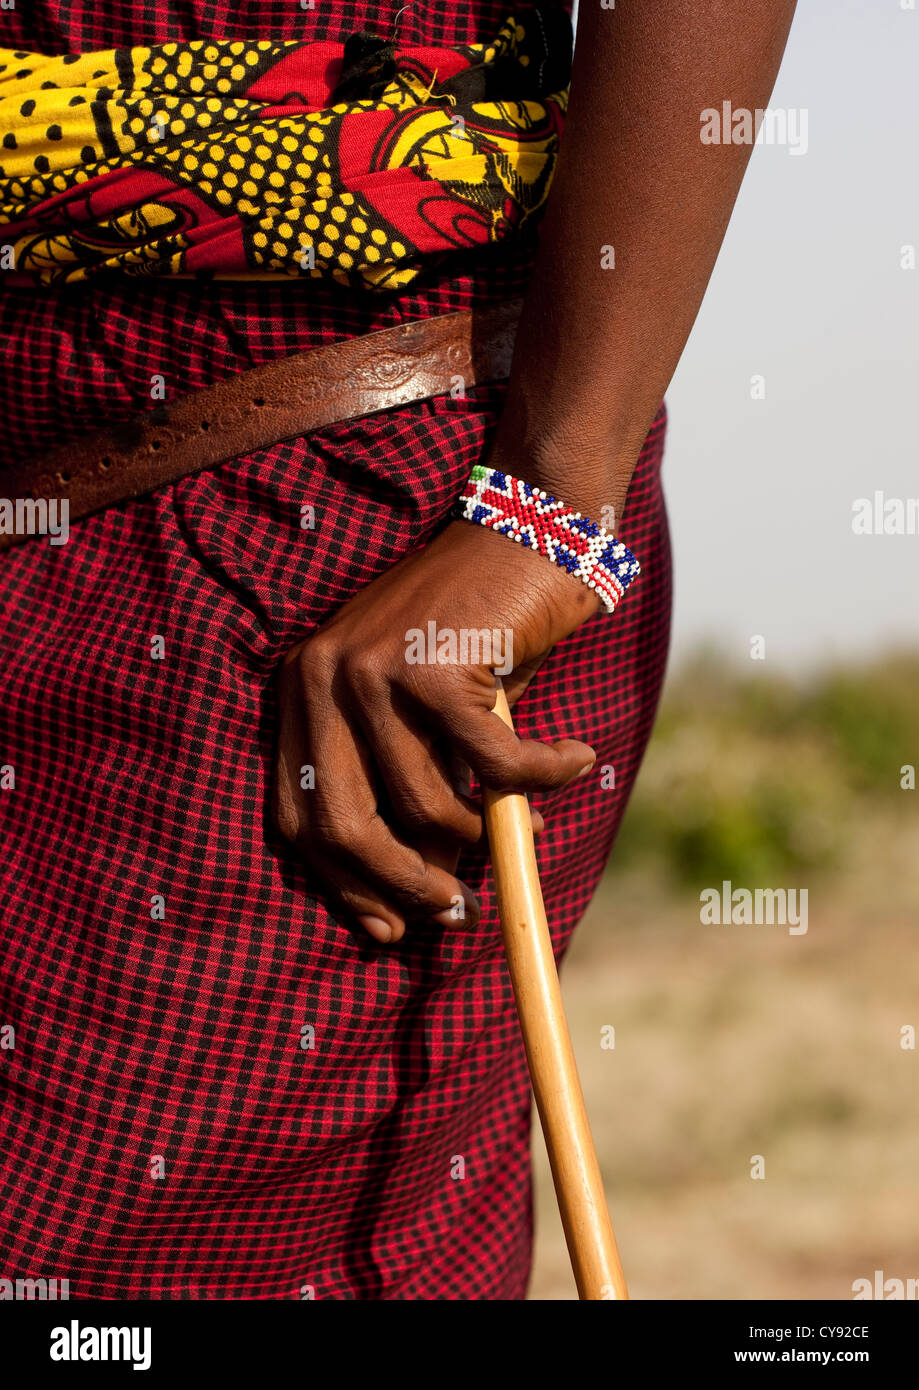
[0, 298, 522, 551]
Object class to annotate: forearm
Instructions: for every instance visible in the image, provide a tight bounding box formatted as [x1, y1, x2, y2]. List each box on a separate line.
[488, 0, 798, 521]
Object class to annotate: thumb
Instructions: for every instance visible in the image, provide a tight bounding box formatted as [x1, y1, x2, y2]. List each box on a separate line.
[501, 650, 553, 708]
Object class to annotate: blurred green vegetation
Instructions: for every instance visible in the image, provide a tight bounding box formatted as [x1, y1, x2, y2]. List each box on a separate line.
[615, 648, 919, 887]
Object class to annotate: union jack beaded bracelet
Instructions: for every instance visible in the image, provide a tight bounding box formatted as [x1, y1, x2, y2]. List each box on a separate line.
[453, 465, 641, 615]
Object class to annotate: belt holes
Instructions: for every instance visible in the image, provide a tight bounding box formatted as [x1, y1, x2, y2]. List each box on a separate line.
[200, 419, 210, 431]
[57, 470, 70, 484]
[151, 440, 162, 451]
[253, 396, 265, 407]
[100, 456, 112, 470]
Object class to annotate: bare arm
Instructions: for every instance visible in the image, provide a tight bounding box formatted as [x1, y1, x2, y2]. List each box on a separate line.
[489, 0, 799, 522]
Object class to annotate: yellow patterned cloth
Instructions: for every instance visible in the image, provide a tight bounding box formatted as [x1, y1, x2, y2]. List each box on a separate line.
[0, 14, 570, 288]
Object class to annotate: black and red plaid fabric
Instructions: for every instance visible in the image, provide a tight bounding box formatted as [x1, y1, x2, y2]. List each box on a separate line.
[0, 0, 672, 1300]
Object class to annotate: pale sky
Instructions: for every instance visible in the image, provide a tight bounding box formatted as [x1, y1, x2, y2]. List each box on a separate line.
[648, 0, 918, 669]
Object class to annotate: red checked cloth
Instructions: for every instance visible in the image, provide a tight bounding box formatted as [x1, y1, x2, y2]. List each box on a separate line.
[0, 0, 672, 1300]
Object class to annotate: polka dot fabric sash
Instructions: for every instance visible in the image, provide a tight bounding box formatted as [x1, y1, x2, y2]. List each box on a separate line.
[0, 10, 571, 289]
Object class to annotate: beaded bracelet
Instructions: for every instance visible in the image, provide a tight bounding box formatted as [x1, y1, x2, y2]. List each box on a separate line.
[453, 465, 641, 615]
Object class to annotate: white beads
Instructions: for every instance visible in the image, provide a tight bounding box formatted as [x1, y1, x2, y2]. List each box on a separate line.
[454, 466, 641, 616]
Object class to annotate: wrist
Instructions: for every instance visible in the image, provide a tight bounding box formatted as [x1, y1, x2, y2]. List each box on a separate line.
[438, 520, 603, 639]
[484, 432, 637, 533]
[485, 374, 651, 527]
[449, 461, 641, 623]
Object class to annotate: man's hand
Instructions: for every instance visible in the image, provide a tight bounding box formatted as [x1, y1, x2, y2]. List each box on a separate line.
[273, 519, 601, 944]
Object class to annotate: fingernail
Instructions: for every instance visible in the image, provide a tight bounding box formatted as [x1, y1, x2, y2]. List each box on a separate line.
[359, 915, 393, 943]
[432, 896, 479, 928]
[576, 760, 595, 779]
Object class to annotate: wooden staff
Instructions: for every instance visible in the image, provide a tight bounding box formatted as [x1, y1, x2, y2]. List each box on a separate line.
[483, 681, 629, 1300]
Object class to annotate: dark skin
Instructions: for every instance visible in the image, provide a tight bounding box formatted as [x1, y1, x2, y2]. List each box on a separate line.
[274, 0, 799, 943]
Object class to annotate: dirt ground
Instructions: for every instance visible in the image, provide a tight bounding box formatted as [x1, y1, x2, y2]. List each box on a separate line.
[527, 815, 919, 1300]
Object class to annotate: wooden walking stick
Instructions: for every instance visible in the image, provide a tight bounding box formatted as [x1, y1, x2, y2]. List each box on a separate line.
[483, 681, 629, 1301]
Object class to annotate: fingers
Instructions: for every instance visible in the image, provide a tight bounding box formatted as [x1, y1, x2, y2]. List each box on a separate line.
[436, 695, 596, 793]
[445, 750, 545, 837]
[275, 672, 479, 944]
[309, 852, 468, 946]
[322, 808, 481, 930]
[353, 707, 484, 846]
[275, 635, 572, 947]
